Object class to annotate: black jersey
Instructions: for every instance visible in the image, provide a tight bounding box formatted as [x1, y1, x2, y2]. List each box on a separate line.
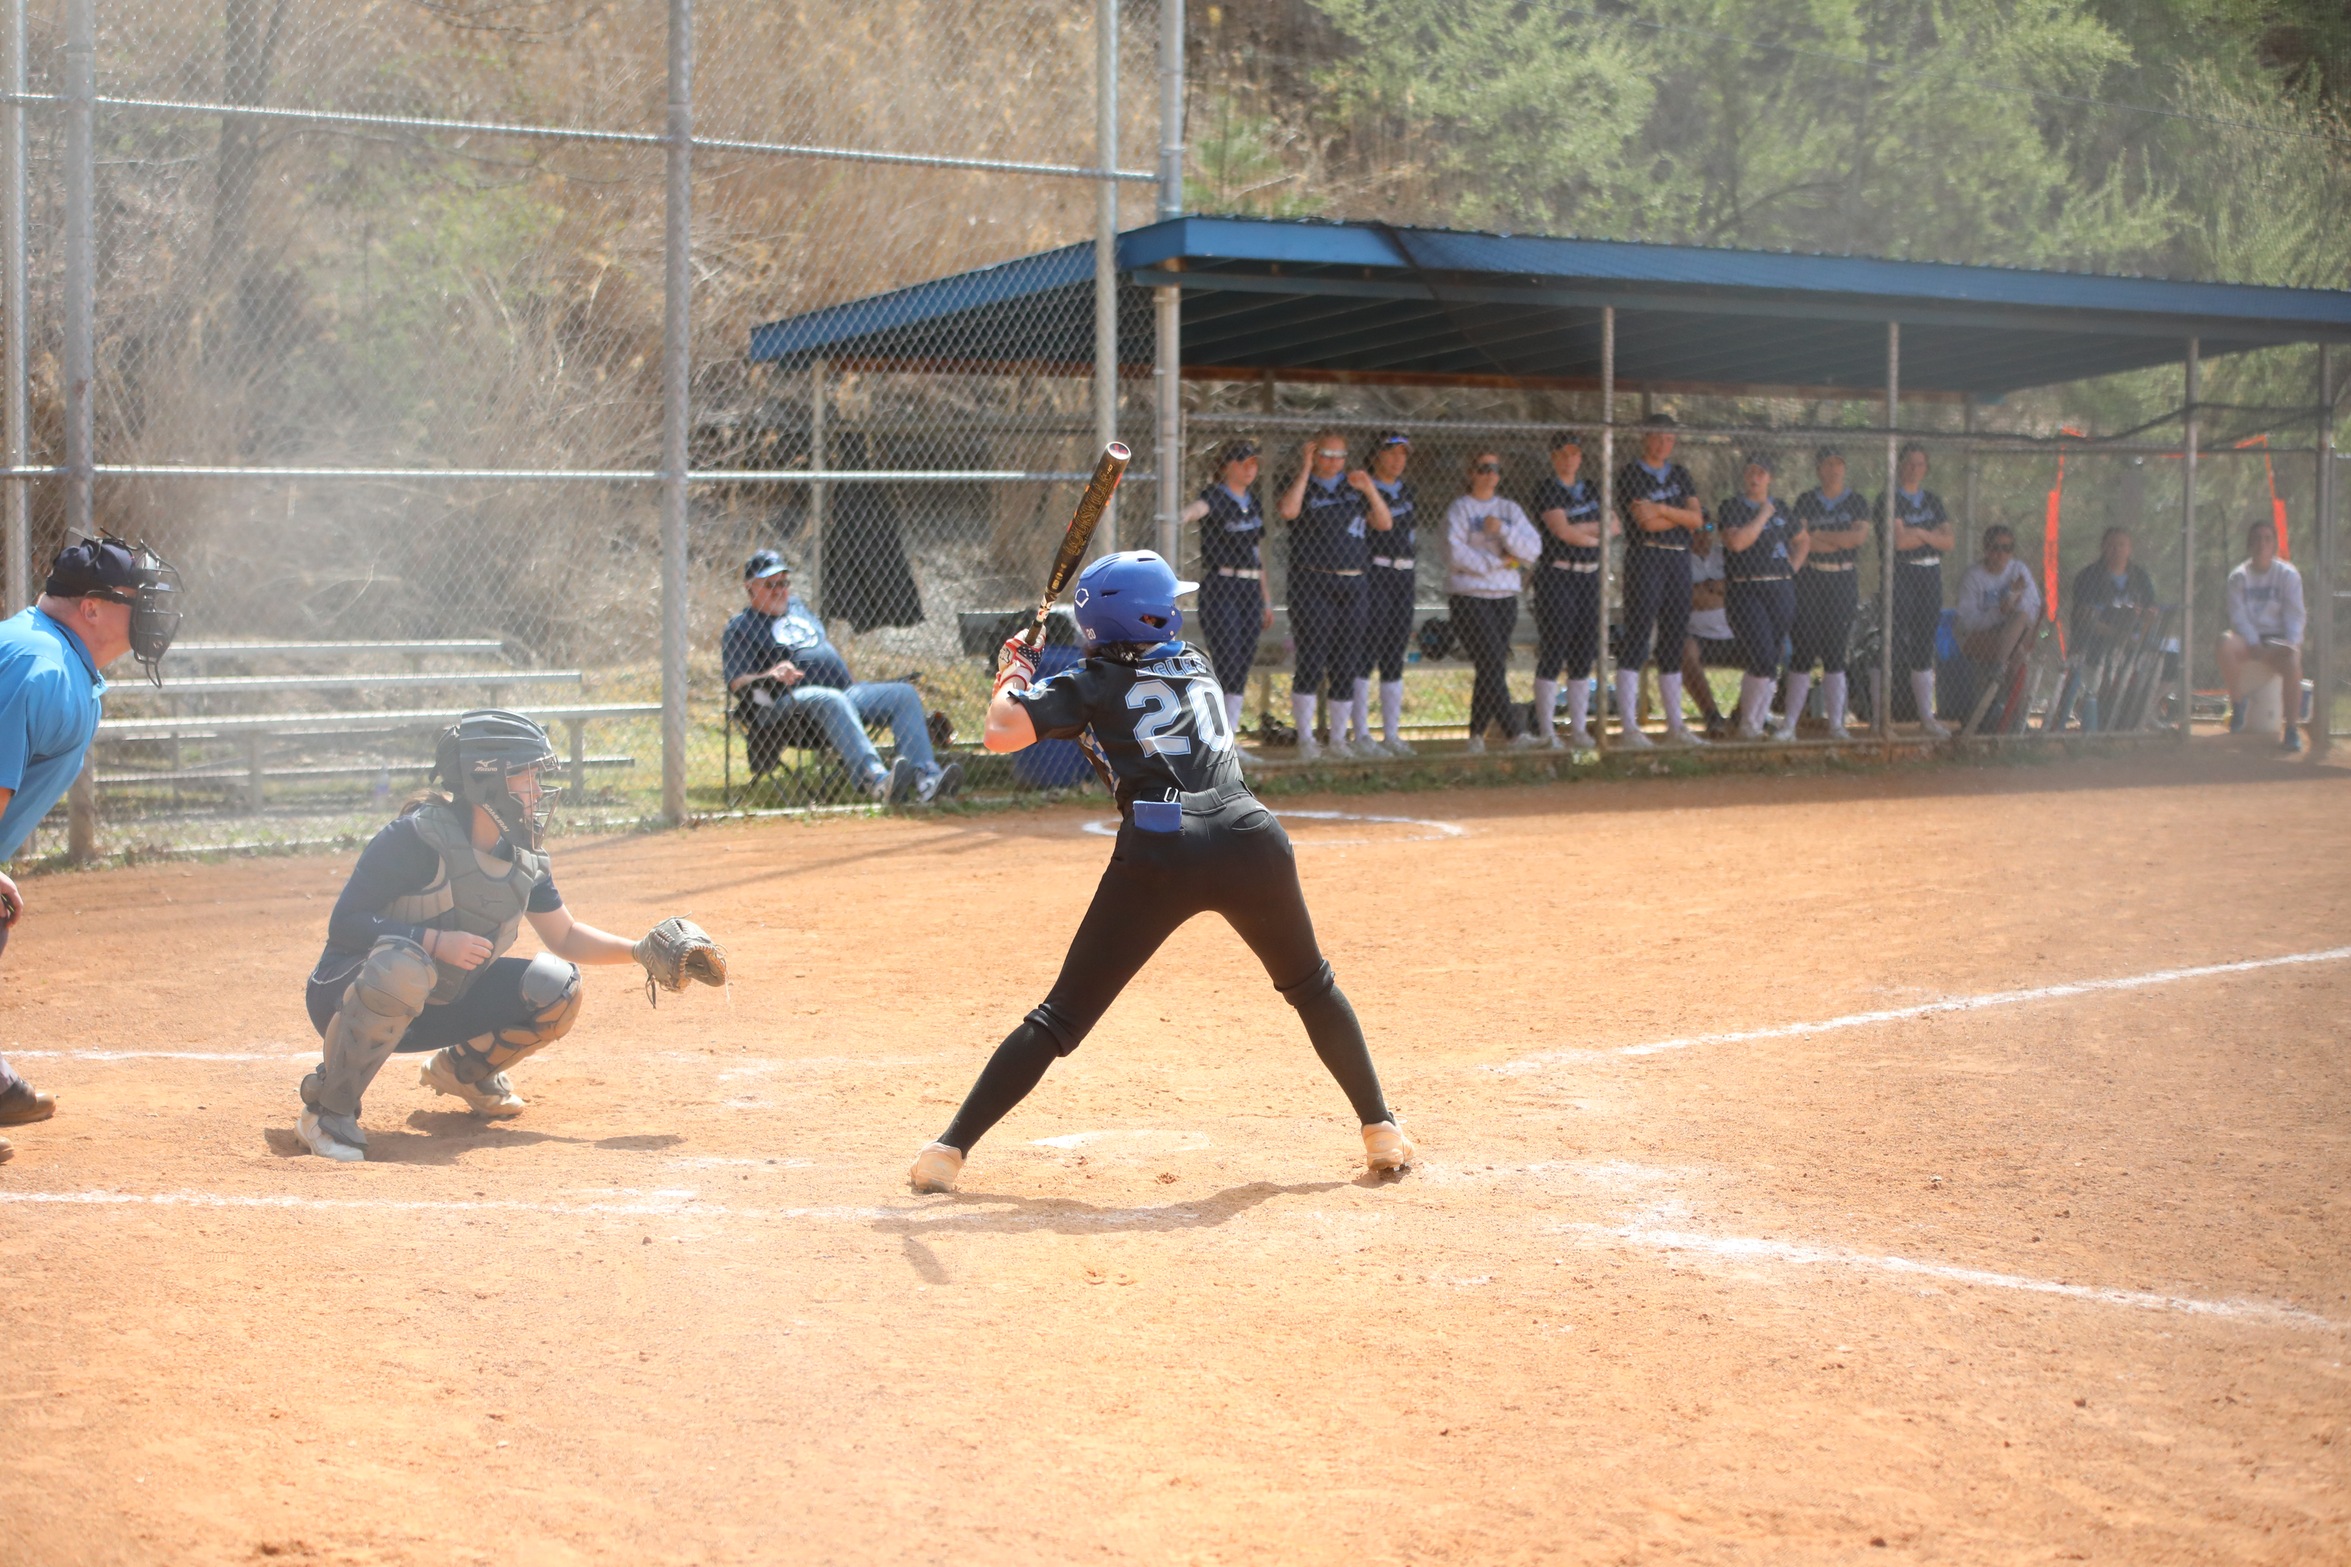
[1291, 475, 1371, 573]
[1197, 483, 1263, 574]
[1717, 494, 1797, 580]
[1370, 478, 1418, 566]
[1616, 460, 1703, 552]
[1530, 475, 1603, 568]
[1013, 642, 1245, 809]
[1878, 488, 1951, 566]
[1791, 486, 1871, 570]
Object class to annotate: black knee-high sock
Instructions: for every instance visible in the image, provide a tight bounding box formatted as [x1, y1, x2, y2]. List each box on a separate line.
[938, 1021, 1061, 1153]
[1280, 962, 1391, 1126]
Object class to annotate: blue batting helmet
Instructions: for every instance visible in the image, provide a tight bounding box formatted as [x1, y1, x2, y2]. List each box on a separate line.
[1070, 550, 1197, 651]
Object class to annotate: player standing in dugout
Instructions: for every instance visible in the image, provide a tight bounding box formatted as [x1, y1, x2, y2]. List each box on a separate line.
[1178, 438, 1272, 745]
[0, 537, 182, 1163]
[1787, 446, 1870, 739]
[1359, 430, 1419, 756]
[906, 550, 1411, 1194]
[1277, 431, 1392, 761]
[1612, 412, 1710, 747]
[1529, 430, 1610, 751]
[1880, 443, 1956, 739]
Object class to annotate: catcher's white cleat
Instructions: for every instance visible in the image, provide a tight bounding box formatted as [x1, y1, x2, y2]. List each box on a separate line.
[298, 1108, 365, 1162]
[908, 1141, 964, 1194]
[419, 1050, 526, 1118]
[1362, 1120, 1415, 1174]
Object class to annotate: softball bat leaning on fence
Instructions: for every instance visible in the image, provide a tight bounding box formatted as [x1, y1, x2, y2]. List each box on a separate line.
[1020, 442, 1130, 652]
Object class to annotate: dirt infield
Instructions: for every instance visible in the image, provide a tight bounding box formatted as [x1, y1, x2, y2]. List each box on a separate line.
[3, 749, 2347, 1565]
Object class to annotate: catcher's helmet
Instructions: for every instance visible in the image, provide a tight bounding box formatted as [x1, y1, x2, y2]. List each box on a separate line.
[1070, 550, 1197, 652]
[435, 709, 561, 850]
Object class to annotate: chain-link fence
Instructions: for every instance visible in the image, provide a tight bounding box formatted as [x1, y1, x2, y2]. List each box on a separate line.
[0, 1, 2342, 861]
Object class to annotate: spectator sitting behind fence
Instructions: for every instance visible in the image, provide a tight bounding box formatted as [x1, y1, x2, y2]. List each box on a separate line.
[722, 549, 962, 804]
[2068, 527, 2159, 646]
[1953, 524, 2041, 675]
[2218, 517, 2308, 753]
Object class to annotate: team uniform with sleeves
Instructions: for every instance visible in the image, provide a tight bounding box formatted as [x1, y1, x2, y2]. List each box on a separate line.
[1880, 486, 1951, 688]
[1789, 485, 1869, 683]
[0, 606, 106, 1108]
[1614, 457, 1706, 741]
[1529, 475, 1603, 684]
[1717, 494, 1798, 680]
[1195, 480, 1267, 707]
[924, 639, 1394, 1165]
[1287, 475, 1372, 728]
[1361, 477, 1420, 745]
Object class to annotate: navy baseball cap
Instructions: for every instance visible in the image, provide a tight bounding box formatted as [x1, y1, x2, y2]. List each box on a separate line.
[1371, 430, 1411, 448]
[44, 535, 146, 598]
[1214, 438, 1259, 466]
[1641, 411, 1680, 429]
[1814, 445, 1845, 464]
[743, 549, 791, 581]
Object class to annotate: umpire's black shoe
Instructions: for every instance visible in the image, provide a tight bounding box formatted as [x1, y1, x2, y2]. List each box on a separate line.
[0, 1079, 54, 1125]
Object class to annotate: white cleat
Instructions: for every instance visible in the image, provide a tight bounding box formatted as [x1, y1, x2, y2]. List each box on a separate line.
[1383, 736, 1417, 758]
[419, 1050, 526, 1118]
[1919, 717, 1952, 740]
[1734, 722, 1766, 742]
[908, 1141, 964, 1194]
[1462, 735, 1487, 755]
[298, 1108, 365, 1163]
[1825, 721, 1852, 741]
[1509, 730, 1546, 750]
[1665, 727, 1707, 747]
[1296, 736, 1323, 764]
[1327, 737, 1359, 761]
[1769, 719, 1798, 742]
[1564, 727, 1594, 752]
[1362, 1120, 1416, 1174]
[1615, 727, 1655, 750]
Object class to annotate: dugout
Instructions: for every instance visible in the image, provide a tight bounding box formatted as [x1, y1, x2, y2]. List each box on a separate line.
[750, 216, 2351, 752]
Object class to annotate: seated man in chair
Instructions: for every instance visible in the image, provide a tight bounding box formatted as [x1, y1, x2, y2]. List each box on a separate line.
[721, 550, 961, 804]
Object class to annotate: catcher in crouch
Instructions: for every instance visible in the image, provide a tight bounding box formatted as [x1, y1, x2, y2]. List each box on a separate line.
[295, 710, 724, 1163]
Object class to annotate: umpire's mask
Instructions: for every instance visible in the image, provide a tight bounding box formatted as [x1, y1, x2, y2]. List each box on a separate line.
[44, 534, 184, 686]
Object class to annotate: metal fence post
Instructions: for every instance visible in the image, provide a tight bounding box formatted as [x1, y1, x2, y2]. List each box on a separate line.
[659, 0, 692, 825]
[2180, 340, 2198, 739]
[2313, 343, 2333, 755]
[1153, 0, 1182, 562]
[1878, 321, 1898, 744]
[1093, 0, 1118, 552]
[64, 0, 94, 859]
[808, 356, 827, 614]
[3, 0, 27, 613]
[1596, 306, 1614, 752]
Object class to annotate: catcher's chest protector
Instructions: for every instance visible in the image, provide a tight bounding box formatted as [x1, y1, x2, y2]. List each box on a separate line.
[388, 804, 551, 1004]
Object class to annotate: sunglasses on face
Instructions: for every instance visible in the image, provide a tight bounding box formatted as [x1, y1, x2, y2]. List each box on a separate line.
[1316, 449, 1347, 459]
[1987, 542, 2014, 554]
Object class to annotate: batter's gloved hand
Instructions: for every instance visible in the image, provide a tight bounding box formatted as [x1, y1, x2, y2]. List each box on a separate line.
[633, 916, 728, 1005]
[995, 636, 1039, 688]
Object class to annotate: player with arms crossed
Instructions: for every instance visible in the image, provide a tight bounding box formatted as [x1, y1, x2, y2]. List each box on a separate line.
[295, 710, 724, 1162]
[907, 550, 1410, 1193]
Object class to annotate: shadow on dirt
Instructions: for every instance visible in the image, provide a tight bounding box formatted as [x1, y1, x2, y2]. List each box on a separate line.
[869, 1177, 1361, 1240]
[260, 1118, 683, 1163]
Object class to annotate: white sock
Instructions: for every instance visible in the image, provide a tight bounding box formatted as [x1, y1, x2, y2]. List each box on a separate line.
[1565, 678, 1591, 736]
[1911, 669, 1937, 725]
[1224, 690, 1246, 733]
[1615, 669, 1641, 731]
[1823, 672, 1848, 726]
[1782, 672, 1812, 728]
[1660, 672, 1690, 734]
[1349, 678, 1372, 742]
[1291, 692, 1317, 743]
[1380, 680, 1404, 742]
[1328, 697, 1354, 745]
[1531, 679, 1558, 740]
[1735, 674, 1765, 730]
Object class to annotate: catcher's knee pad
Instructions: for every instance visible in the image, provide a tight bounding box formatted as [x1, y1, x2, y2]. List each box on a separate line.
[312, 937, 435, 1117]
[452, 954, 581, 1080]
[349, 936, 436, 1023]
[1276, 959, 1338, 1009]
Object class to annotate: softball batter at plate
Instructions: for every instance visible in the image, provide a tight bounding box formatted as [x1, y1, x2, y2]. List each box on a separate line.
[907, 550, 1410, 1193]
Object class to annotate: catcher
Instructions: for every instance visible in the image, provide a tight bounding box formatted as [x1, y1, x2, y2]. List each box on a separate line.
[295, 710, 725, 1163]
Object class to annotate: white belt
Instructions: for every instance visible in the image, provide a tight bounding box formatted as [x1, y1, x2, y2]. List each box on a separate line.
[1212, 566, 1262, 580]
[1303, 566, 1365, 577]
[1548, 560, 1599, 573]
[1731, 575, 1792, 584]
[1804, 562, 1856, 573]
[1903, 555, 1943, 568]
[1370, 556, 1414, 569]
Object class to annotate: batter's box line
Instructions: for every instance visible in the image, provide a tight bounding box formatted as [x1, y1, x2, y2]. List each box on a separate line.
[1493, 944, 2351, 1074]
[1553, 1220, 2345, 1334]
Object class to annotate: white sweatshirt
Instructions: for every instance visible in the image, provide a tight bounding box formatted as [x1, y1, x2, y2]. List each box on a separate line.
[1954, 557, 2041, 634]
[1446, 494, 1540, 597]
[2227, 558, 2306, 646]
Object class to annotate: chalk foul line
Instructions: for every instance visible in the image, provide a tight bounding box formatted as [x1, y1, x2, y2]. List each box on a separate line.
[1494, 944, 2351, 1073]
[4, 1049, 313, 1061]
[1557, 1221, 2343, 1334]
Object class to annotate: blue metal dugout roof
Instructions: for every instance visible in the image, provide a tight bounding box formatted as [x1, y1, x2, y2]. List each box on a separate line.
[750, 216, 2351, 398]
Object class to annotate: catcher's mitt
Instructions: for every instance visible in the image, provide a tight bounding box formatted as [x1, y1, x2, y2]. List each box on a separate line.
[632, 916, 728, 1005]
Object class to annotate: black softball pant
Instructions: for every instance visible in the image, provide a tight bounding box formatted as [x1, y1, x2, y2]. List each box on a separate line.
[1289, 569, 1368, 699]
[1724, 578, 1795, 679]
[1364, 565, 1417, 683]
[1790, 568, 1857, 674]
[1532, 567, 1600, 682]
[1197, 575, 1263, 696]
[305, 953, 550, 1053]
[1619, 544, 1691, 672]
[1448, 593, 1522, 740]
[1892, 561, 1945, 673]
[937, 794, 1391, 1153]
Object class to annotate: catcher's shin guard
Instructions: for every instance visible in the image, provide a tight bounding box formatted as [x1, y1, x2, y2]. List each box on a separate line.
[301, 937, 434, 1119]
[439, 952, 581, 1088]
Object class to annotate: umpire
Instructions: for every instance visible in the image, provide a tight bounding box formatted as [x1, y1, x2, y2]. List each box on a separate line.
[0, 536, 182, 1163]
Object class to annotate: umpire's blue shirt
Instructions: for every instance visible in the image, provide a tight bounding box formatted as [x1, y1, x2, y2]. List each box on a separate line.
[0, 607, 104, 860]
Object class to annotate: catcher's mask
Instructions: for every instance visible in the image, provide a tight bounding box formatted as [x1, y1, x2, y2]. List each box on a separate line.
[45, 534, 183, 686]
[435, 709, 562, 850]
